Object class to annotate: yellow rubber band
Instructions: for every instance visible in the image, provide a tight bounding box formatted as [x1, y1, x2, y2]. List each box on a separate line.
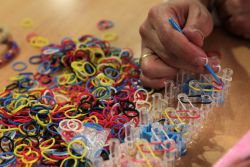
[135, 139, 156, 167]
[82, 115, 99, 124]
[35, 114, 52, 127]
[20, 18, 33, 28]
[189, 81, 221, 92]
[39, 138, 55, 151]
[163, 107, 184, 133]
[96, 73, 114, 86]
[67, 139, 87, 159]
[64, 108, 88, 119]
[41, 151, 58, 163]
[89, 47, 105, 65]
[0, 127, 19, 132]
[14, 144, 31, 158]
[102, 32, 118, 41]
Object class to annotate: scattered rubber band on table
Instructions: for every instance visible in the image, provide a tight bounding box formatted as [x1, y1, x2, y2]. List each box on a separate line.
[29, 36, 49, 48]
[20, 18, 33, 29]
[102, 32, 118, 41]
[97, 19, 114, 30]
[26, 32, 38, 42]
[12, 61, 27, 71]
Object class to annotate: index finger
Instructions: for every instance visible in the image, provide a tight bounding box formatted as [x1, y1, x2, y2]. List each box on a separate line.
[158, 16, 208, 67]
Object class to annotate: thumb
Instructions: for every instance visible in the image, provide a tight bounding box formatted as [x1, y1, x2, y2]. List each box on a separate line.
[183, 28, 204, 47]
[182, 4, 213, 47]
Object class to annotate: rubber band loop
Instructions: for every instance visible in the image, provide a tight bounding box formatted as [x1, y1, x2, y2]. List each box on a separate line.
[67, 139, 87, 159]
[12, 61, 28, 71]
[29, 56, 41, 65]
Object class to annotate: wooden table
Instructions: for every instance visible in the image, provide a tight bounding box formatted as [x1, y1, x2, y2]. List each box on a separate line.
[0, 1, 250, 166]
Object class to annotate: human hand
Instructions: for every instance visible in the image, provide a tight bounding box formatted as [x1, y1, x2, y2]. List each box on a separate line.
[216, 0, 250, 39]
[139, 0, 220, 88]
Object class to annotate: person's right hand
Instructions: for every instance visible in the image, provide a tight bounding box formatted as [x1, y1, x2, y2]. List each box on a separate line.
[139, 0, 221, 89]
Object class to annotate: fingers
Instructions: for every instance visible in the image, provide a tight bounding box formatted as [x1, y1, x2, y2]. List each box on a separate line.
[207, 50, 221, 73]
[139, 52, 220, 89]
[148, 3, 216, 71]
[140, 47, 178, 89]
[216, 0, 250, 39]
[182, 28, 204, 47]
[139, 20, 170, 57]
[141, 48, 178, 78]
[157, 17, 208, 66]
[184, 3, 213, 37]
[139, 0, 221, 89]
[140, 73, 165, 89]
[183, 3, 213, 47]
[225, 14, 250, 39]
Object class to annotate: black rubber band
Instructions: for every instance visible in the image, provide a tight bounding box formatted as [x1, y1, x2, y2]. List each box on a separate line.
[29, 55, 42, 64]
[122, 108, 139, 118]
[0, 136, 14, 152]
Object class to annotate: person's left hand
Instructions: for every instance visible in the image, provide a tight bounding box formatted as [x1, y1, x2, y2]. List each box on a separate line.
[216, 0, 250, 39]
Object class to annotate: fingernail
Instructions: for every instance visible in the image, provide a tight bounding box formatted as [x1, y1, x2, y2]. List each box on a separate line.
[194, 57, 208, 66]
[210, 56, 221, 65]
[189, 28, 205, 46]
[192, 29, 204, 41]
[212, 64, 221, 73]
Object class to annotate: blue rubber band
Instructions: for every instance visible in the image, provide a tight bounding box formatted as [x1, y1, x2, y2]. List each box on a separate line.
[110, 123, 123, 138]
[117, 126, 125, 143]
[12, 61, 27, 71]
[204, 64, 221, 84]
[29, 55, 42, 64]
[0, 152, 16, 167]
[94, 148, 109, 159]
[37, 61, 51, 74]
[83, 122, 104, 131]
[104, 67, 119, 80]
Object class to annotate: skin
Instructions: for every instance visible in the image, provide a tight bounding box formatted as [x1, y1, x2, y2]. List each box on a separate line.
[228, 156, 250, 167]
[140, 0, 250, 89]
[215, 0, 250, 38]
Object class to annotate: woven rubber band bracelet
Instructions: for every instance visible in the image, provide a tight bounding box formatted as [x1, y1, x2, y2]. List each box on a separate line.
[0, 27, 19, 67]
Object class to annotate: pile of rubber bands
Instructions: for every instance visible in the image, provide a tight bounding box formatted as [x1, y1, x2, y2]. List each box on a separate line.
[0, 34, 234, 167]
[0, 35, 147, 166]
